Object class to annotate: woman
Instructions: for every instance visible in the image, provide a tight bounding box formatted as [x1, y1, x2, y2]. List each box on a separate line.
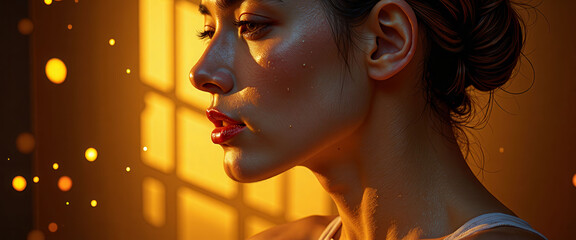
[190, 0, 547, 239]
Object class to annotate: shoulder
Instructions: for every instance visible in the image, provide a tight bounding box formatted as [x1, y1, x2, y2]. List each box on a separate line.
[248, 215, 336, 240]
[462, 226, 547, 240]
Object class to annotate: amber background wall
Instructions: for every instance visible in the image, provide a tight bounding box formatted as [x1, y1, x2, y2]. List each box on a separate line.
[1, 0, 575, 239]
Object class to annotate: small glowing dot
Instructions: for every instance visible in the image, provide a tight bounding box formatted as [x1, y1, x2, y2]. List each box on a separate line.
[45, 58, 67, 84]
[18, 18, 34, 35]
[33, 176, 39, 183]
[58, 176, 73, 192]
[48, 223, 58, 233]
[91, 200, 98, 207]
[143, 146, 148, 152]
[52, 163, 59, 170]
[499, 147, 504, 153]
[126, 68, 131, 74]
[12, 176, 27, 192]
[572, 174, 576, 188]
[126, 167, 131, 172]
[7, 157, 10, 161]
[85, 147, 98, 162]
[108, 38, 116, 46]
[16, 132, 36, 154]
[67, 24, 72, 30]
[66, 201, 70, 206]
[44, 0, 53, 5]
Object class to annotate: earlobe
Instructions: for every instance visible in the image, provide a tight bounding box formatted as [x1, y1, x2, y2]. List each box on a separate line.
[365, 0, 418, 81]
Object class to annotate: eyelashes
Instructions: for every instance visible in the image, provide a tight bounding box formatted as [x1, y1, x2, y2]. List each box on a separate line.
[197, 30, 214, 40]
[197, 20, 270, 41]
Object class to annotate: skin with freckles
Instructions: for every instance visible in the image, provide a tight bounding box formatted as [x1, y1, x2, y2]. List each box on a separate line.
[190, 0, 545, 240]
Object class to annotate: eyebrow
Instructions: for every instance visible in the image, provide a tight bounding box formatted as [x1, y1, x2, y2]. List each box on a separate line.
[199, 0, 283, 15]
[198, 0, 242, 15]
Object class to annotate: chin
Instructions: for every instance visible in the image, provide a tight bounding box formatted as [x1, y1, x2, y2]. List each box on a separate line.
[222, 148, 295, 183]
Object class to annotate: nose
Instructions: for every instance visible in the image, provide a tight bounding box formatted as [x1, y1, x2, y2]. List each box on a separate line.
[190, 38, 235, 94]
[189, 68, 234, 94]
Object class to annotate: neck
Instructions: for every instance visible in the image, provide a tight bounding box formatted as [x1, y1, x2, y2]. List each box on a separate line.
[302, 85, 510, 240]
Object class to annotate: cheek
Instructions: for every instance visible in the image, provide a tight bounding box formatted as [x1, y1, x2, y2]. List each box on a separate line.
[240, 18, 340, 107]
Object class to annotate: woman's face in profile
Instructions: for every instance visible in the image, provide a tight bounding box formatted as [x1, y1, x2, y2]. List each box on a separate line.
[192, 0, 372, 182]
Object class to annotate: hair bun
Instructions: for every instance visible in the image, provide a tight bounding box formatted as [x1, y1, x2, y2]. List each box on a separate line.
[412, 0, 524, 120]
[459, 0, 523, 92]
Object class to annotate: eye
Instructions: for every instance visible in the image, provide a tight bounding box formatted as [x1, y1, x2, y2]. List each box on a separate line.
[233, 13, 273, 41]
[197, 26, 215, 40]
[234, 20, 270, 40]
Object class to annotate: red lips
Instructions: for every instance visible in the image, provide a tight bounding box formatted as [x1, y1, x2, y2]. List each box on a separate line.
[206, 109, 246, 144]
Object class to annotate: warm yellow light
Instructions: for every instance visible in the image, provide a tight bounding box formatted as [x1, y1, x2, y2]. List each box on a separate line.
[7, 157, 10, 161]
[58, 176, 73, 192]
[33, 176, 39, 183]
[143, 177, 166, 227]
[67, 24, 73, 30]
[499, 147, 504, 153]
[16, 132, 35, 154]
[572, 174, 576, 188]
[109, 38, 116, 46]
[48, 223, 58, 233]
[91, 200, 98, 207]
[126, 167, 131, 172]
[12, 176, 27, 192]
[66, 201, 70, 206]
[85, 147, 98, 162]
[52, 163, 59, 170]
[44, 0, 53, 5]
[45, 58, 67, 84]
[143, 146, 148, 151]
[126, 68, 131, 74]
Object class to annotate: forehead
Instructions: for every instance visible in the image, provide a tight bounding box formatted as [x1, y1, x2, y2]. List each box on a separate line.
[199, 0, 285, 14]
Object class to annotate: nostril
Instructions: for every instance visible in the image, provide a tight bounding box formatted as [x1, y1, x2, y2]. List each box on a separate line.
[190, 68, 234, 94]
[201, 83, 223, 93]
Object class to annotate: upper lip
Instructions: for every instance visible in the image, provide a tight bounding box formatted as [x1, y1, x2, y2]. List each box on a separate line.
[206, 109, 245, 127]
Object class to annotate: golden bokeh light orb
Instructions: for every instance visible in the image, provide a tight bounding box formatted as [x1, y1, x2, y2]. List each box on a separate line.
[16, 132, 36, 154]
[12, 176, 27, 192]
[52, 163, 59, 170]
[126, 166, 131, 172]
[109, 38, 116, 46]
[18, 18, 34, 35]
[572, 174, 576, 188]
[85, 147, 98, 162]
[44, 0, 53, 6]
[58, 176, 73, 192]
[33, 176, 40, 183]
[48, 223, 58, 233]
[45, 58, 67, 84]
[27, 230, 45, 240]
[91, 200, 98, 207]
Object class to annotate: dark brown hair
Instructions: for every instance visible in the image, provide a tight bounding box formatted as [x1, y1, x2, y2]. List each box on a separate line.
[320, 0, 525, 129]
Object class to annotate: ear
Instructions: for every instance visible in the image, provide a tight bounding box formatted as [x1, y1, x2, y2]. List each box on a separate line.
[363, 0, 418, 81]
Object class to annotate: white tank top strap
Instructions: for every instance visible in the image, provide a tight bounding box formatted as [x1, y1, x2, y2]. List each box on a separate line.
[318, 216, 342, 240]
[317, 213, 547, 240]
[444, 212, 547, 240]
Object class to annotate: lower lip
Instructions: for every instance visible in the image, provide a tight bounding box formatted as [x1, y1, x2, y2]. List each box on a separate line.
[211, 125, 246, 144]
